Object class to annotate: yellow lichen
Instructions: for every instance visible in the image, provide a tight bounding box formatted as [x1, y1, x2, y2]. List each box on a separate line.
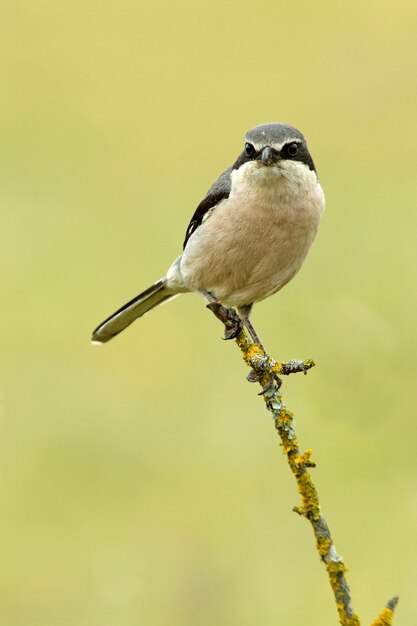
[326, 563, 362, 626]
[326, 560, 348, 579]
[244, 344, 265, 362]
[230, 327, 398, 626]
[271, 362, 284, 375]
[278, 408, 293, 422]
[297, 473, 320, 519]
[295, 448, 316, 468]
[303, 358, 315, 370]
[317, 535, 332, 557]
[339, 610, 361, 626]
[370, 607, 395, 626]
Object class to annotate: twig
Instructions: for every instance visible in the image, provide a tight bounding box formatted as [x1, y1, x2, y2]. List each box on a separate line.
[370, 597, 399, 626]
[207, 303, 399, 626]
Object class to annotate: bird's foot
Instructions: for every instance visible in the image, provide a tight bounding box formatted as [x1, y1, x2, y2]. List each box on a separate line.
[258, 371, 283, 395]
[206, 301, 243, 340]
[245, 351, 283, 393]
[246, 369, 282, 394]
[246, 369, 259, 383]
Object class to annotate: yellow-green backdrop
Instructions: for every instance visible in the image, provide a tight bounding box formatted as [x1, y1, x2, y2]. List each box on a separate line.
[1, 1, 416, 624]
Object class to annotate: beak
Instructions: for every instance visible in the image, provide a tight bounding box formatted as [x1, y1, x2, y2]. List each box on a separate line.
[260, 146, 278, 166]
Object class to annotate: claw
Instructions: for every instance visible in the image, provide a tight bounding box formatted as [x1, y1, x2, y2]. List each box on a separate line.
[258, 372, 282, 395]
[223, 321, 242, 340]
[206, 301, 243, 340]
[246, 369, 258, 383]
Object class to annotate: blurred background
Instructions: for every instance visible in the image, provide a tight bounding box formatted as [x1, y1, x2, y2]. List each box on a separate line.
[1, 1, 416, 624]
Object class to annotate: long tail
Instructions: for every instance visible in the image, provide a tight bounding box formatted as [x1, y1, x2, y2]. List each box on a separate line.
[91, 278, 175, 344]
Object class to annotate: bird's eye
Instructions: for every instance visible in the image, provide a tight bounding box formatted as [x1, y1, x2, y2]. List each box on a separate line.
[285, 142, 299, 157]
[245, 142, 255, 157]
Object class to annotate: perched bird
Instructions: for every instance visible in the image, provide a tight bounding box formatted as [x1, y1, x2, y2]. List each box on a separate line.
[91, 123, 325, 346]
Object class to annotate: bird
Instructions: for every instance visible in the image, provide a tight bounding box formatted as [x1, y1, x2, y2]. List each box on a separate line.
[91, 122, 325, 347]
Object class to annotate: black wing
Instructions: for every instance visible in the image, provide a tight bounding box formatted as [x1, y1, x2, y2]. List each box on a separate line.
[183, 167, 232, 249]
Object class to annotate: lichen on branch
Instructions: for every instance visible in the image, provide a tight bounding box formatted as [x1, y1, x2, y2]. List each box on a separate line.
[207, 302, 398, 626]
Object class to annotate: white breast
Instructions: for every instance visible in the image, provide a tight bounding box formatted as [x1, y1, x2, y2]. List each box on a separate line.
[178, 160, 325, 307]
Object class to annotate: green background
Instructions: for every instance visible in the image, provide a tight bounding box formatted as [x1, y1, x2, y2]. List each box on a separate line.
[1, 1, 416, 624]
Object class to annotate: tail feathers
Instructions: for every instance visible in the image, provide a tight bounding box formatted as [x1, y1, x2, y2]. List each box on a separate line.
[91, 278, 175, 344]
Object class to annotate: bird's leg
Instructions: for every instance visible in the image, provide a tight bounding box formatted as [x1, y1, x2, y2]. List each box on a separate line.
[202, 291, 243, 340]
[237, 304, 267, 352]
[238, 304, 282, 392]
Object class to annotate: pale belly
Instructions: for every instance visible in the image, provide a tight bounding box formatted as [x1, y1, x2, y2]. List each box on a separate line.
[180, 193, 322, 307]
